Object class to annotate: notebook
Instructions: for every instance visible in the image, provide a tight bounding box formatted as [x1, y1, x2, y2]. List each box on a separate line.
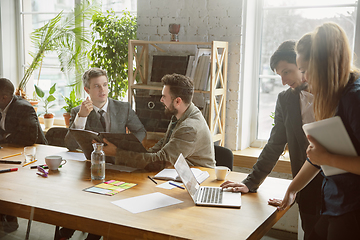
[154, 168, 209, 184]
[174, 153, 241, 208]
[302, 116, 357, 176]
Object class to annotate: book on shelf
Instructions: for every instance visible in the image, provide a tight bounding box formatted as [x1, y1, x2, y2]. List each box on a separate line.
[185, 55, 195, 77]
[154, 168, 210, 184]
[69, 129, 147, 160]
[200, 56, 211, 91]
[189, 48, 211, 81]
[192, 55, 211, 91]
[202, 100, 210, 124]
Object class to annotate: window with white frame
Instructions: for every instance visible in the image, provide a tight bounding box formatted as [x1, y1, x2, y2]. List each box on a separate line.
[255, 0, 359, 144]
[20, 0, 136, 119]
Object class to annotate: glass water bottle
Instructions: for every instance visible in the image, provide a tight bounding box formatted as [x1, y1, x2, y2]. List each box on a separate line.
[91, 142, 105, 181]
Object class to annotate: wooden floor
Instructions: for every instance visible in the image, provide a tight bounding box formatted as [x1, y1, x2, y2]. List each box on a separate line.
[0, 217, 297, 240]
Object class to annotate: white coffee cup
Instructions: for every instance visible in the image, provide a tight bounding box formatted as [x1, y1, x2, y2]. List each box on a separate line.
[45, 155, 67, 171]
[215, 166, 231, 181]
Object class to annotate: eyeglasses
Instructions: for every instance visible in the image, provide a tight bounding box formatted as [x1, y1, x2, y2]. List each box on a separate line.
[36, 165, 48, 178]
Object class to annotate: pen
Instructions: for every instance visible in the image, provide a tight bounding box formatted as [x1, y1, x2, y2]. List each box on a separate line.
[0, 160, 22, 164]
[23, 159, 37, 167]
[0, 168, 18, 173]
[148, 176, 157, 184]
[1, 152, 22, 159]
[169, 182, 185, 189]
[30, 165, 48, 169]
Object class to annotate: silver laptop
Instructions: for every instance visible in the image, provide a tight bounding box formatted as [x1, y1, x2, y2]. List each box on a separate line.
[174, 153, 241, 208]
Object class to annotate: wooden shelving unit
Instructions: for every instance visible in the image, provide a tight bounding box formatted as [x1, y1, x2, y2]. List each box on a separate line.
[128, 40, 228, 146]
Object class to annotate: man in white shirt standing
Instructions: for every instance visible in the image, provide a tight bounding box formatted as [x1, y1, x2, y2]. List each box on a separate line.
[64, 68, 146, 151]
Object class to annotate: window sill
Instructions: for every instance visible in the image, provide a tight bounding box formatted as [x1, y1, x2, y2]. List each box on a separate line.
[233, 147, 291, 174]
[38, 117, 66, 126]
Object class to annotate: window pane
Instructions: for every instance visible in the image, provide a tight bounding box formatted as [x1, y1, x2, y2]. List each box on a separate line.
[30, 0, 74, 12]
[101, 0, 137, 12]
[22, 0, 137, 120]
[264, 0, 357, 8]
[257, 4, 357, 140]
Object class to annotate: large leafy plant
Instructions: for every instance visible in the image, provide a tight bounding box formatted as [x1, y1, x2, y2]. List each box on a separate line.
[89, 11, 137, 100]
[17, 1, 98, 99]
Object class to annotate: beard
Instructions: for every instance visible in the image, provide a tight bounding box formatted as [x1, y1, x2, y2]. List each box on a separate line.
[164, 102, 178, 116]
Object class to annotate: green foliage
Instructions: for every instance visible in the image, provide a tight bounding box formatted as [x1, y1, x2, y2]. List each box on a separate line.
[270, 111, 275, 126]
[62, 88, 82, 113]
[89, 11, 137, 100]
[17, 1, 99, 98]
[35, 83, 57, 115]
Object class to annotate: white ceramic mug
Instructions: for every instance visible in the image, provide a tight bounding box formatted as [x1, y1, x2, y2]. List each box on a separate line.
[215, 166, 231, 181]
[45, 155, 67, 171]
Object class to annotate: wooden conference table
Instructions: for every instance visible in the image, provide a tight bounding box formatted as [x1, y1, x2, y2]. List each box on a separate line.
[0, 144, 291, 240]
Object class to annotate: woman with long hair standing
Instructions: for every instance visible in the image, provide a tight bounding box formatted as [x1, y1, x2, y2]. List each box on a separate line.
[270, 22, 360, 239]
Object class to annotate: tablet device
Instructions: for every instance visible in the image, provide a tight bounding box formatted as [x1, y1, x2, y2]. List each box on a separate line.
[302, 116, 357, 176]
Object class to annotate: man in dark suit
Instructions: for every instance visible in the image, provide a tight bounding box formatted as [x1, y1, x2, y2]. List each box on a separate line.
[0, 78, 47, 146]
[0, 77, 47, 233]
[220, 41, 323, 240]
[64, 68, 146, 151]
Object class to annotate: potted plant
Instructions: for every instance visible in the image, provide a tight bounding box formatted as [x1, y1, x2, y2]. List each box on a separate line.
[35, 83, 57, 129]
[89, 11, 137, 100]
[62, 88, 82, 127]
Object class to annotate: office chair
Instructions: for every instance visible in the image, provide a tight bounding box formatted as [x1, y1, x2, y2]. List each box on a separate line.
[214, 145, 234, 170]
[45, 127, 69, 147]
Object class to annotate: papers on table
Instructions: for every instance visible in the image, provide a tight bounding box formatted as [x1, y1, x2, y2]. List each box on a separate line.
[105, 163, 138, 172]
[57, 151, 86, 161]
[35, 145, 86, 162]
[111, 192, 183, 214]
[156, 181, 184, 190]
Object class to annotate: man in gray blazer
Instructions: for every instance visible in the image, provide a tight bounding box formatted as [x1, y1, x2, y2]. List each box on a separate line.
[221, 41, 323, 240]
[60, 68, 146, 240]
[64, 68, 146, 151]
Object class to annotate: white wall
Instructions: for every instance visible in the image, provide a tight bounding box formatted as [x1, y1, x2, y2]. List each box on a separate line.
[137, 0, 243, 150]
[0, 0, 21, 85]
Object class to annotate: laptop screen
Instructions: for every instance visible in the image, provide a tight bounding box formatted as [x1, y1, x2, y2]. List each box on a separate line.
[174, 154, 199, 201]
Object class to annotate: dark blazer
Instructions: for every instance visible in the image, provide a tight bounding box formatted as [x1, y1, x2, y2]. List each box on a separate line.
[0, 96, 47, 146]
[242, 88, 323, 215]
[65, 98, 146, 150]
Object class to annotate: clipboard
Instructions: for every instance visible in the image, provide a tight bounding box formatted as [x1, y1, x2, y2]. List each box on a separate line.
[69, 129, 147, 160]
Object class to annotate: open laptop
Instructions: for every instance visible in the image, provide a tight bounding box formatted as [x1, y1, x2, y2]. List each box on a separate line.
[174, 153, 241, 208]
[303, 116, 357, 176]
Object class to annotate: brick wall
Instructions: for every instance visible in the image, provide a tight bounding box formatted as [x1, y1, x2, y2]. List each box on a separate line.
[137, 0, 243, 150]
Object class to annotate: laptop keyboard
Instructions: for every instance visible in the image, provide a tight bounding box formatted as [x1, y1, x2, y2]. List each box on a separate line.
[200, 187, 223, 204]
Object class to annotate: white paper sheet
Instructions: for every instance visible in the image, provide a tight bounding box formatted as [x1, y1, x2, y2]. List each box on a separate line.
[156, 181, 184, 190]
[57, 151, 87, 161]
[111, 192, 183, 214]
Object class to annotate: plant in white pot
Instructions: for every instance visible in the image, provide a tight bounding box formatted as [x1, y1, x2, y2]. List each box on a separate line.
[35, 83, 57, 129]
